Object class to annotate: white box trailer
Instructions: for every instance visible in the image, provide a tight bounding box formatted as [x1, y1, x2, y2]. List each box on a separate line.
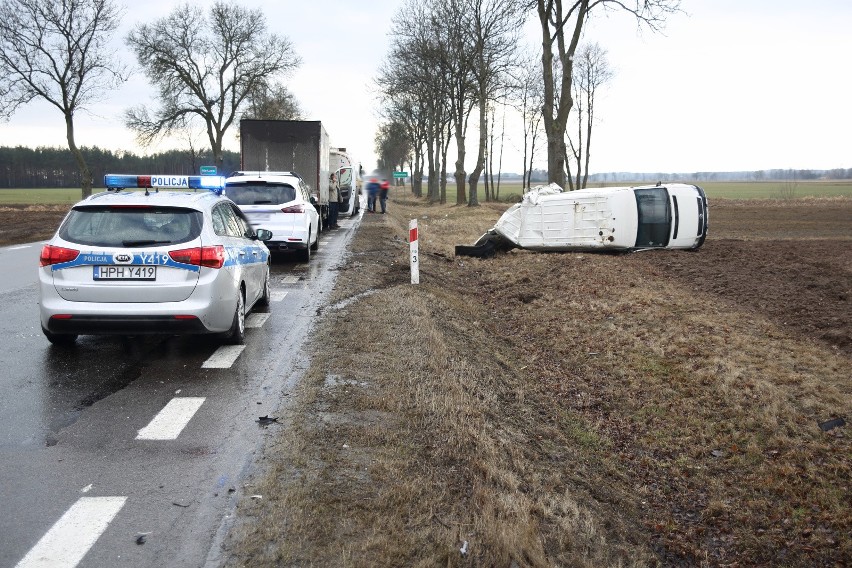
[240, 120, 331, 228]
[457, 182, 708, 257]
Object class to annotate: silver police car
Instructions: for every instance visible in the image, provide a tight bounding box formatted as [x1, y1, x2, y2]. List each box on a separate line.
[38, 174, 272, 345]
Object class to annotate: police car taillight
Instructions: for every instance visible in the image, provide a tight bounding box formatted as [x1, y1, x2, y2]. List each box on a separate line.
[40, 245, 80, 267]
[169, 246, 225, 269]
[280, 204, 305, 213]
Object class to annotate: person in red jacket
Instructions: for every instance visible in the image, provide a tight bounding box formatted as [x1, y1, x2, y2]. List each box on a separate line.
[379, 178, 390, 214]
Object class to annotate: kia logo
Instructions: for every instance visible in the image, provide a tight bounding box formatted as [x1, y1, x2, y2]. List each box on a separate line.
[114, 254, 132, 264]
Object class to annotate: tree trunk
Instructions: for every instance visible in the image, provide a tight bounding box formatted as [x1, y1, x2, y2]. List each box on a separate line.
[453, 119, 467, 205]
[66, 113, 92, 198]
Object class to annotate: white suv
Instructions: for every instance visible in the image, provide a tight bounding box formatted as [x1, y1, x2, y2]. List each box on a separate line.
[223, 171, 320, 262]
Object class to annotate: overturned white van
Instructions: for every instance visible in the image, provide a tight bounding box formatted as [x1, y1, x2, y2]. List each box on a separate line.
[456, 182, 708, 257]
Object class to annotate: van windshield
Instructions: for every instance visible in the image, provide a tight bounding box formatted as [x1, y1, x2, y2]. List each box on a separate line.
[225, 183, 296, 205]
[634, 188, 671, 247]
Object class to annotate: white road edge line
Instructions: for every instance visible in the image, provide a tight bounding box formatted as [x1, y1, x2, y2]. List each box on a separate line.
[136, 397, 206, 440]
[201, 345, 245, 369]
[245, 313, 270, 328]
[15, 496, 127, 568]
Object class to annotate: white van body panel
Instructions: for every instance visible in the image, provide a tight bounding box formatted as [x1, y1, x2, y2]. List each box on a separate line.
[490, 183, 707, 252]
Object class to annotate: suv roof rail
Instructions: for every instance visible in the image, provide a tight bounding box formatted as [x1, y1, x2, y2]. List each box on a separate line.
[228, 170, 303, 179]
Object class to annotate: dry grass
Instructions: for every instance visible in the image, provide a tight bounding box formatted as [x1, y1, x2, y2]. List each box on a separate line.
[222, 192, 850, 567]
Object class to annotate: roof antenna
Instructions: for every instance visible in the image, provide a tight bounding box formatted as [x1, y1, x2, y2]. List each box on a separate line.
[656, 181, 661, 187]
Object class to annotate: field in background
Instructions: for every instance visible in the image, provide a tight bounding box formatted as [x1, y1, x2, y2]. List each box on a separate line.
[0, 188, 81, 204]
[2, 179, 851, 205]
[402, 179, 852, 204]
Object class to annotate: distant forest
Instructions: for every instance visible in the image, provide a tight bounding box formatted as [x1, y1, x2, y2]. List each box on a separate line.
[1, 145, 850, 189]
[0, 146, 240, 189]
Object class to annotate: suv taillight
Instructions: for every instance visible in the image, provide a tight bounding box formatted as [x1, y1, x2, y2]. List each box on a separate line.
[40, 245, 79, 266]
[169, 246, 225, 269]
[281, 204, 305, 213]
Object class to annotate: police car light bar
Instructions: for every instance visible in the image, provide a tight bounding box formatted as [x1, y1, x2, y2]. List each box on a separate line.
[104, 174, 225, 193]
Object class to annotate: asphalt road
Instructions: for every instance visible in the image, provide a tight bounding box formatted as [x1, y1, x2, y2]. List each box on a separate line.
[0, 210, 361, 568]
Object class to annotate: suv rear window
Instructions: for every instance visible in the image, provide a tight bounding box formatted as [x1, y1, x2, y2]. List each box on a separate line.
[224, 183, 297, 205]
[59, 206, 203, 247]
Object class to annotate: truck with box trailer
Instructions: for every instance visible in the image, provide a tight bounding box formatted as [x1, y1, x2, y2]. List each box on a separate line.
[239, 119, 331, 229]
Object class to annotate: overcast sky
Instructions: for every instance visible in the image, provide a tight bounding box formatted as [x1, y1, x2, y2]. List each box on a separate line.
[0, 0, 849, 175]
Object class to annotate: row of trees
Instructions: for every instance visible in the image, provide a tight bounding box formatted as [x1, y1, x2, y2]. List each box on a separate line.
[0, 145, 240, 189]
[0, 0, 302, 198]
[374, 0, 681, 205]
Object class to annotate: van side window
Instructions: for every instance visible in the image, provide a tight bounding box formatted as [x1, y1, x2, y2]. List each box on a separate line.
[634, 188, 671, 247]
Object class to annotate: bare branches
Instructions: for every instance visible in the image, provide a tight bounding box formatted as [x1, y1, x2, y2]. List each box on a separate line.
[535, 0, 680, 185]
[0, 0, 125, 117]
[125, 0, 301, 165]
[0, 0, 127, 196]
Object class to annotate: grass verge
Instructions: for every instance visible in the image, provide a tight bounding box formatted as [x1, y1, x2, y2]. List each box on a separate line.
[222, 193, 849, 566]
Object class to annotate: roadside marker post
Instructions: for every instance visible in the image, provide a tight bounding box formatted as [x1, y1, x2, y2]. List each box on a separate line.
[409, 219, 419, 285]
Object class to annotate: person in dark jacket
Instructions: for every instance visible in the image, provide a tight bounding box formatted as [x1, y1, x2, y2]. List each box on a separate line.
[366, 177, 380, 212]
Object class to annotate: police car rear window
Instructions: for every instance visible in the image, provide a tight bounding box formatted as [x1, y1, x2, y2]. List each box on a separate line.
[59, 206, 203, 247]
[224, 183, 297, 205]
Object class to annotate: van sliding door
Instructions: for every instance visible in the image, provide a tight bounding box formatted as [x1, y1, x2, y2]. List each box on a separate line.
[634, 187, 671, 247]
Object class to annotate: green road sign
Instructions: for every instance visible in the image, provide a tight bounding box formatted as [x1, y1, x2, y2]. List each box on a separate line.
[200, 166, 217, 176]
[393, 171, 409, 178]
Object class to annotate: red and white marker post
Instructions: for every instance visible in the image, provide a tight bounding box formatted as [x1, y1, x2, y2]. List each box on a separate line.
[409, 219, 419, 284]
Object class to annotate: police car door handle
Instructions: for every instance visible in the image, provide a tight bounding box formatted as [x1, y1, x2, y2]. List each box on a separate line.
[238, 251, 246, 256]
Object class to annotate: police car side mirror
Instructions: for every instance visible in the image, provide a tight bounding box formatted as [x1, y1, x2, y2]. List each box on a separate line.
[254, 228, 273, 241]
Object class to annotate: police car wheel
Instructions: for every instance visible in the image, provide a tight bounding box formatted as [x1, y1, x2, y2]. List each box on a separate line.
[310, 229, 319, 251]
[42, 327, 77, 346]
[259, 266, 271, 306]
[223, 290, 246, 345]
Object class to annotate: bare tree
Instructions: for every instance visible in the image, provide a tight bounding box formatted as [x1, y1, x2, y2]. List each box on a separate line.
[532, 0, 680, 187]
[0, 0, 126, 198]
[568, 42, 612, 190]
[508, 49, 545, 190]
[465, 0, 522, 206]
[126, 1, 300, 168]
[243, 83, 304, 121]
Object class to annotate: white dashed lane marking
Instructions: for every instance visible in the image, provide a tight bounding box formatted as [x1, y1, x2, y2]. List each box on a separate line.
[245, 313, 270, 328]
[14, 496, 127, 568]
[271, 291, 288, 302]
[281, 275, 300, 284]
[201, 345, 245, 369]
[136, 397, 206, 440]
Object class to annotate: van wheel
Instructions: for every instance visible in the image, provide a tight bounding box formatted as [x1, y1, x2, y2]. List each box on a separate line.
[223, 289, 246, 344]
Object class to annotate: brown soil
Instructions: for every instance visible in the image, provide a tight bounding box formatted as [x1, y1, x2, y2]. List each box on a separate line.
[221, 195, 850, 567]
[7, 196, 849, 566]
[0, 205, 70, 246]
